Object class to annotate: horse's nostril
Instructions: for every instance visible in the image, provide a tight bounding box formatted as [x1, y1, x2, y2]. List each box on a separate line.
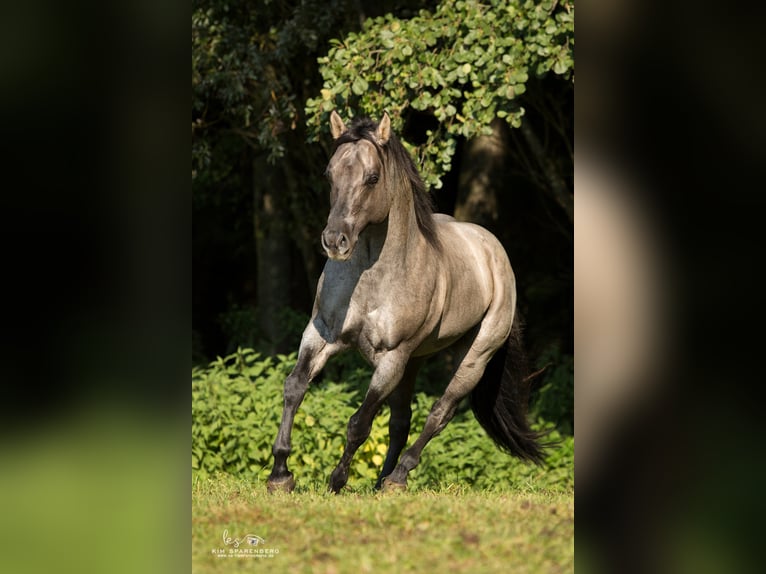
[322, 229, 349, 256]
[321, 227, 351, 257]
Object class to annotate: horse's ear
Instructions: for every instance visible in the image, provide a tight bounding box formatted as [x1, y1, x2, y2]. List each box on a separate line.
[330, 110, 346, 139]
[376, 112, 391, 145]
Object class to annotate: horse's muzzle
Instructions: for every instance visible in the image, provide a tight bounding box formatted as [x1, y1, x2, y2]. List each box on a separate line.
[321, 228, 351, 260]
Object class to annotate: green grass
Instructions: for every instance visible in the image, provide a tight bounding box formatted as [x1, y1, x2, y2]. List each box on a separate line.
[192, 474, 573, 573]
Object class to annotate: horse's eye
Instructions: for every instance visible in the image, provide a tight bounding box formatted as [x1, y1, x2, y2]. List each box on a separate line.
[366, 174, 379, 185]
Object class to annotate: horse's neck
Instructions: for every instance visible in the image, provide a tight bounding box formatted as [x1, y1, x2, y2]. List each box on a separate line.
[366, 187, 422, 268]
[325, 186, 431, 322]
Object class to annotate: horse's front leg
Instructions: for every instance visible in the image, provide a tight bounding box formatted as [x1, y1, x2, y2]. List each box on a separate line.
[374, 357, 423, 490]
[267, 320, 343, 493]
[329, 351, 408, 493]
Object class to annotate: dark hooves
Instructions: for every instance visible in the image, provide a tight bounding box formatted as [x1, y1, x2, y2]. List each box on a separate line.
[266, 474, 296, 494]
[381, 478, 407, 493]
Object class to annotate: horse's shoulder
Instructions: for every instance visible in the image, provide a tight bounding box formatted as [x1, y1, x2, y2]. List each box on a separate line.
[433, 214, 493, 240]
[433, 213, 456, 224]
[432, 216, 507, 262]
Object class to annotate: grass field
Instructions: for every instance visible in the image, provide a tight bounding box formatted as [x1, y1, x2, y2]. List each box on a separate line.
[192, 474, 573, 573]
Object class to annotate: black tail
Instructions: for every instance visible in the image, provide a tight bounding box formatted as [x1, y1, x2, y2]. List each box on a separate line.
[470, 312, 547, 464]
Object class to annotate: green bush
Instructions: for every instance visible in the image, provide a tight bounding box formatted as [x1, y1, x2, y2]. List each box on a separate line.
[192, 348, 573, 491]
[530, 345, 574, 435]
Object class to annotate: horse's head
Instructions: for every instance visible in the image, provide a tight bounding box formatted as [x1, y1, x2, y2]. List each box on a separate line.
[321, 111, 392, 261]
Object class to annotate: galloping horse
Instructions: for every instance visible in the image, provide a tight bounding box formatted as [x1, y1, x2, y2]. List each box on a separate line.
[267, 111, 544, 493]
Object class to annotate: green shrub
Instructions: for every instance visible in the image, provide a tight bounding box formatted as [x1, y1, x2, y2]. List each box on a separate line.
[530, 345, 574, 435]
[192, 348, 573, 492]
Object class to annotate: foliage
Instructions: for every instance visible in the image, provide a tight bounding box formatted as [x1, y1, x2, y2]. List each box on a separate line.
[192, 348, 573, 491]
[192, 0, 359, 176]
[530, 344, 574, 435]
[305, 0, 574, 189]
[192, 0, 574, 367]
[192, 2, 365, 363]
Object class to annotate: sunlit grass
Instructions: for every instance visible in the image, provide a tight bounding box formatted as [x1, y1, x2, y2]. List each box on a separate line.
[192, 473, 573, 573]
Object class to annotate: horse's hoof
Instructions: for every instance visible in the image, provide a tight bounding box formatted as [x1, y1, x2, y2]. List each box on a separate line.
[381, 478, 407, 493]
[266, 474, 295, 493]
[328, 477, 346, 494]
[328, 484, 343, 495]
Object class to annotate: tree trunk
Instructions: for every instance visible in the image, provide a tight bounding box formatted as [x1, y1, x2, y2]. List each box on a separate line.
[454, 118, 511, 232]
[281, 154, 324, 301]
[253, 155, 292, 355]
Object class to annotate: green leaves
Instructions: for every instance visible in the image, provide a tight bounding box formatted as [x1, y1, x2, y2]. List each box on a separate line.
[191, 346, 573, 491]
[351, 76, 369, 96]
[191, 348, 395, 488]
[304, 0, 575, 190]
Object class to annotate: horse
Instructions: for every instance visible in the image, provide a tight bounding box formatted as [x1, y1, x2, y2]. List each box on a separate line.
[267, 111, 544, 493]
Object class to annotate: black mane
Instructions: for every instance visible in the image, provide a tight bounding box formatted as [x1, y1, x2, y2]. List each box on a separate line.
[333, 116, 441, 250]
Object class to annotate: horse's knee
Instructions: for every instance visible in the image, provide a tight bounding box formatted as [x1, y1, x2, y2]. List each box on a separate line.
[283, 373, 307, 407]
[346, 412, 373, 445]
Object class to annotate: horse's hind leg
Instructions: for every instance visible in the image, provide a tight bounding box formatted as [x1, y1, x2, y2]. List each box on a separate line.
[267, 320, 343, 493]
[383, 326, 508, 490]
[374, 357, 423, 490]
[381, 390, 464, 491]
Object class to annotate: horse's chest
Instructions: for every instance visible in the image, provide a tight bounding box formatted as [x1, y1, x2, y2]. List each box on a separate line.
[344, 295, 397, 344]
[320, 290, 402, 350]
[317, 263, 429, 356]
[358, 303, 398, 346]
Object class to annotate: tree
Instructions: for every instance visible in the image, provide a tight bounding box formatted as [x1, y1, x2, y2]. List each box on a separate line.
[192, 0, 574, 365]
[305, 0, 574, 220]
[192, 0, 366, 354]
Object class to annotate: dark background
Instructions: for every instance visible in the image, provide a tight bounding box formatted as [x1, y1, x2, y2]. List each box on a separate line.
[0, 1, 764, 573]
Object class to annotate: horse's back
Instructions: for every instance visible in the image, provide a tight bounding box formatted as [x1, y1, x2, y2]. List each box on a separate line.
[433, 215, 513, 281]
[428, 215, 515, 343]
